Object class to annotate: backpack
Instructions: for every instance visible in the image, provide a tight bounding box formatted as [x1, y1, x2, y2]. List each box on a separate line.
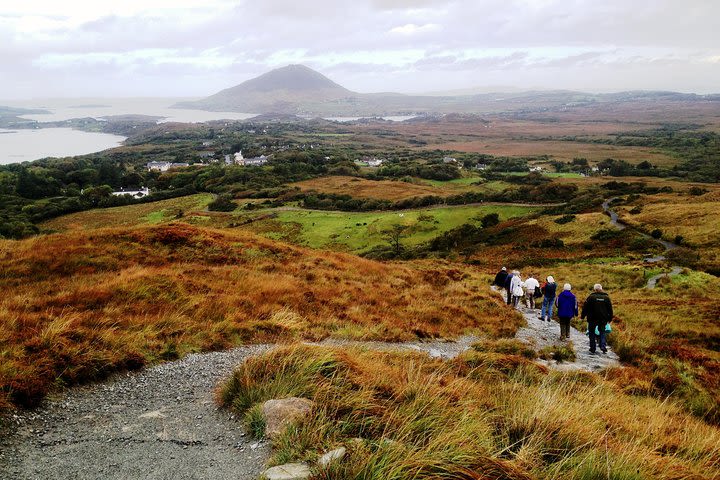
[534, 286, 543, 298]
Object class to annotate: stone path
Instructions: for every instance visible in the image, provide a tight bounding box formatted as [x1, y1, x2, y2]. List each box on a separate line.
[493, 287, 621, 372]
[646, 266, 683, 289]
[0, 334, 481, 480]
[0, 346, 273, 480]
[515, 304, 621, 372]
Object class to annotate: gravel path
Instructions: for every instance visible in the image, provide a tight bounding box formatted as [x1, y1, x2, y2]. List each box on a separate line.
[515, 305, 621, 372]
[491, 287, 621, 372]
[0, 335, 481, 480]
[0, 345, 273, 480]
[313, 335, 479, 360]
[646, 266, 683, 289]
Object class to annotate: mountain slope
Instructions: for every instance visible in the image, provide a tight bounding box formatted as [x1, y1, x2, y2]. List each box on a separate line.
[174, 64, 354, 113]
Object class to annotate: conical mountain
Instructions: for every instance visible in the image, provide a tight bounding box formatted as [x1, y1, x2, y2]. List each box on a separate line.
[175, 65, 354, 113]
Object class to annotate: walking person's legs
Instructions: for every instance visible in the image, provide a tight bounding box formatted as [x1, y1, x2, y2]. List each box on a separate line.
[588, 321, 597, 352]
[559, 317, 570, 340]
[540, 297, 547, 319]
[506, 287, 512, 305]
[547, 298, 554, 320]
[598, 324, 607, 353]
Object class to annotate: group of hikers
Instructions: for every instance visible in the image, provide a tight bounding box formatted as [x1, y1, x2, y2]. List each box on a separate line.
[493, 267, 614, 354]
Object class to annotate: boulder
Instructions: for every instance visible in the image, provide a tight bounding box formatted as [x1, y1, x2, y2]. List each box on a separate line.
[261, 397, 314, 438]
[261, 463, 312, 480]
[318, 446, 346, 467]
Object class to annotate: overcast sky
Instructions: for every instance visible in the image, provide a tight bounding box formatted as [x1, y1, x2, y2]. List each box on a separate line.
[2, 0, 719, 100]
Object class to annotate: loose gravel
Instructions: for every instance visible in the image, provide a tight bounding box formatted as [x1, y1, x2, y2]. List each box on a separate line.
[0, 345, 273, 480]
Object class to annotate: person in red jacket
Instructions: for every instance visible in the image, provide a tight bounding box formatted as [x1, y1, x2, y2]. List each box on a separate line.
[581, 284, 614, 354]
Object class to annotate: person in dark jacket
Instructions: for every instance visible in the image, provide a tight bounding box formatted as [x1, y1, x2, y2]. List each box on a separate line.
[493, 267, 508, 289]
[539, 276, 557, 321]
[555, 283, 578, 340]
[503, 271, 514, 305]
[581, 284, 614, 354]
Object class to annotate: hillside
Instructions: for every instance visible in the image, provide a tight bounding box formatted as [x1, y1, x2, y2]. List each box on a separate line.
[0, 222, 518, 411]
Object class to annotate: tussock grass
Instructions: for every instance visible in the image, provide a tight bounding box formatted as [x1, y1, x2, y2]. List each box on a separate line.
[0, 223, 519, 411]
[220, 345, 720, 479]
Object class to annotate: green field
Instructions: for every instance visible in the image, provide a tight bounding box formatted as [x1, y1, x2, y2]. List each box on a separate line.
[266, 204, 537, 252]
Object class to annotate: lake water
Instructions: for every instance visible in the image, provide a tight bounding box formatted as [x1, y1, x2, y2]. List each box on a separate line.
[5, 97, 257, 124]
[0, 128, 127, 165]
[0, 98, 416, 164]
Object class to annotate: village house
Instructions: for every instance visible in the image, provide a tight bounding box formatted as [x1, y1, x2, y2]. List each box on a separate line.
[146, 161, 190, 172]
[111, 187, 150, 198]
[233, 150, 269, 166]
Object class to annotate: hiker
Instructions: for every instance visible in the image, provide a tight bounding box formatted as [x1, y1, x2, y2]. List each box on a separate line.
[539, 276, 557, 321]
[503, 270, 514, 305]
[524, 274, 540, 309]
[555, 283, 578, 340]
[510, 271, 524, 309]
[581, 284, 614, 354]
[493, 267, 508, 289]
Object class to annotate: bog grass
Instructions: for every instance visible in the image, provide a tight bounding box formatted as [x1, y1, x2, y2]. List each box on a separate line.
[0, 223, 521, 411]
[219, 344, 720, 479]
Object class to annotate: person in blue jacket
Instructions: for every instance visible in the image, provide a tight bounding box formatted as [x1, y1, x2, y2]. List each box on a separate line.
[555, 283, 578, 340]
[539, 275, 557, 321]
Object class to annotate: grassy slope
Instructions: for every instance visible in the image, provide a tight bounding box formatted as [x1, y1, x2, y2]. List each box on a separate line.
[40, 194, 214, 232]
[268, 204, 537, 252]
[0, 223, 520, 411]
[219, 345, 720, 479]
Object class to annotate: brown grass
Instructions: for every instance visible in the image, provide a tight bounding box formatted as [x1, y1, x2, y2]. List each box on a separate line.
[0, 223, 519, 411]
[426, 139, 678, 166]
[219, 344, 720, 479]
[291, 176, 462, 200]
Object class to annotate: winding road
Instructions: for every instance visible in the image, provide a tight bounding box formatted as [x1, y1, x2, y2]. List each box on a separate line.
[602, 197, 682, 288]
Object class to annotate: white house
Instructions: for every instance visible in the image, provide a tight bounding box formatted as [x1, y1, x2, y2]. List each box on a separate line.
[146, 161, 190, 172]
[111, 187, 150, 198]
[233, 150, 269, 166]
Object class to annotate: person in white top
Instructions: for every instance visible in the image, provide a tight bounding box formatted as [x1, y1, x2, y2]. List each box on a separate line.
[510, 270, 524, 309]
[524, 274, 540, 309]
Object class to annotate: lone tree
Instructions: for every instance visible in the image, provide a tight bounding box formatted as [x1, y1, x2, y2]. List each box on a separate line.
[382, 223, 413, 256]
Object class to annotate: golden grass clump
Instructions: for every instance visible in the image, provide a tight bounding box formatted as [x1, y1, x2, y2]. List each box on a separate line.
[219, 344, 720, 479]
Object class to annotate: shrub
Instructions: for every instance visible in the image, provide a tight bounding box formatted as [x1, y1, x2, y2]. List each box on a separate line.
[650, 228, 663, 239]
[538, 343, 576, 363]
[207, 194, 237, 212]
[480, 213, 500, 228]
[554, 214, 576, 224]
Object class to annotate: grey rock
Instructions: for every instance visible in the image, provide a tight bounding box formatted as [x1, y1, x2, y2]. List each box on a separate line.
[318, 446, 346, 467]
[261, 462, 312, 480]
[261, 397, 313, 438]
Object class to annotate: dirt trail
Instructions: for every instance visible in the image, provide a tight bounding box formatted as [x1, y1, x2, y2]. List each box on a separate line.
[0, 336, 479, 479]
[646, 266, 683, 289]
[0, 346, 273, 480]
[493, 287, 621, 372]
[515, 305, 621, 372]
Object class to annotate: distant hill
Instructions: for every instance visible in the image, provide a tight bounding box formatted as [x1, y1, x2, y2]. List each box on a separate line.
[175, 65, 720, 116]
[174, 65, 354, 114]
